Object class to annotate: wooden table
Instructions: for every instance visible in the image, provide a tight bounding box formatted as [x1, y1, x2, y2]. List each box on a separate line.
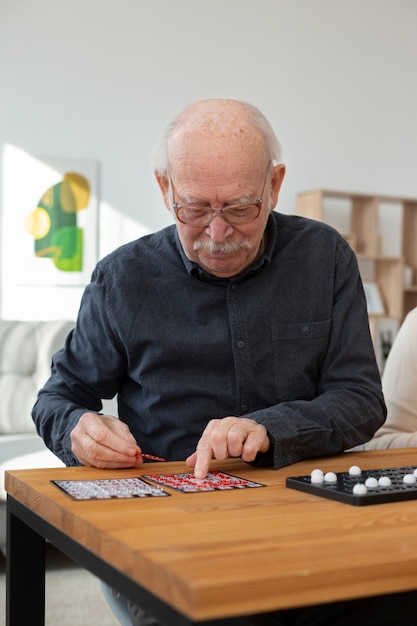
[6, 448, 417, 625]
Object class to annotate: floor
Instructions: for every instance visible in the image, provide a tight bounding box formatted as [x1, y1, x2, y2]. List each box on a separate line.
[0, 543, 120, 625]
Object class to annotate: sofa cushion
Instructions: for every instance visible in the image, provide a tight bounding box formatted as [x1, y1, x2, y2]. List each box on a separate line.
[0, 436, 65, 501]
[0, 320, 74, 433]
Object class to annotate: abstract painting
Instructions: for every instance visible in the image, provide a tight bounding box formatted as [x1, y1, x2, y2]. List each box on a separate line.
[2, 147, 99, 286]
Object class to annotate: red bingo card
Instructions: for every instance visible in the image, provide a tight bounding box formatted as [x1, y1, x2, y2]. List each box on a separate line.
[143, 470, 265, 493]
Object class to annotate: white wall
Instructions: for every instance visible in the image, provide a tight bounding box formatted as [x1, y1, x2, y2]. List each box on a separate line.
[1, 0, 416, 320]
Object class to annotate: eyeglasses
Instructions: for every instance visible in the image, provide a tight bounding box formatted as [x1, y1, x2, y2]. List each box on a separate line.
[169, 162, 271, 226]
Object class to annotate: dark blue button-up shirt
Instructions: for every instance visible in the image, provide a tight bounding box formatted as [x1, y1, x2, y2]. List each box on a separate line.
[33, 212, 386, 467]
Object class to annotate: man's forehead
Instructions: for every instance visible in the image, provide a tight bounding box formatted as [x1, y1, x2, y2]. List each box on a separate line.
[167, 128, 266, 176]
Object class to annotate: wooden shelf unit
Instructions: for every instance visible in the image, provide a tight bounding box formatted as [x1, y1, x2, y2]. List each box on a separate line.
[296, 190, 417, 368]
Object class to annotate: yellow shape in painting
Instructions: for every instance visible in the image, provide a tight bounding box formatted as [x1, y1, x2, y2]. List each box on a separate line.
[58, 180, 76, 215]
[62, 172, 90, 212]
[24, 207, 51, 239]
[39, 187, 54, 209]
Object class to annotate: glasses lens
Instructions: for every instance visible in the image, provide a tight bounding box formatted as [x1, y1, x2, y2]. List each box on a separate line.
[177, 204, 260, 225]
[177, 208, 210, 225]
[226, 205, 260, 224]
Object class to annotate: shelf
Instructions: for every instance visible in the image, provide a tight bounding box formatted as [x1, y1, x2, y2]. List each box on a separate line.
[296, 189, 417, 371]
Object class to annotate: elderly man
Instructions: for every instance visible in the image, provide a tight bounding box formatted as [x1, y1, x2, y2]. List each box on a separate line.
[33, 99, 410, 626]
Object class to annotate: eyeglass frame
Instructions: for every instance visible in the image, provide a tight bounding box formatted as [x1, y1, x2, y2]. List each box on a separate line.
[168, 161, 272, 226]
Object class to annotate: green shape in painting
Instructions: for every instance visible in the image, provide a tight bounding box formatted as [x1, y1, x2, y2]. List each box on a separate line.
[52, 226, 83, 272]
[34, 181, 77, 258]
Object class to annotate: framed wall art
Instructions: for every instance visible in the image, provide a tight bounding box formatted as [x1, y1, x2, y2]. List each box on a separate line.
[2, 146, 99, 287]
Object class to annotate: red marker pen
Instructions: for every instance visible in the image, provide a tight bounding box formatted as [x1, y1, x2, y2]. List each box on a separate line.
[141, 453, 166, 462]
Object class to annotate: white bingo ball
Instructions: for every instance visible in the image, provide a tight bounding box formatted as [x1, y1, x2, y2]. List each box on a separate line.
[403, 474, 416, 484]
[311, 469, 324, 484]
[349, 465, 362, 476]
[353, 483, 367, 495]
[364, 477, 378, 489]
[324, 472, 337, 484]
[378, 476, 392, 487]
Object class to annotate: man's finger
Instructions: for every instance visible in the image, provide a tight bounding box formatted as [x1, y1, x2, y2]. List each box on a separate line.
[186, 445, 213, 479]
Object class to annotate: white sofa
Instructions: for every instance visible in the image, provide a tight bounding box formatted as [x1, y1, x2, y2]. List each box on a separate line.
[0, 319, 75, 548]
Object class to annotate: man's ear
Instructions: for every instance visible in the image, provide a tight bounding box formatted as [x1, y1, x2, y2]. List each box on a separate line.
[269, 164, 286, 209]
[155, 171, 171, 211]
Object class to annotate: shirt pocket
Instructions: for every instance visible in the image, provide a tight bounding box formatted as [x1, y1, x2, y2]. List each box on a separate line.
[271, 319, 332, 402]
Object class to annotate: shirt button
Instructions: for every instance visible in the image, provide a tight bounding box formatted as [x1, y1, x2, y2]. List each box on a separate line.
[237, 341, 245, 348]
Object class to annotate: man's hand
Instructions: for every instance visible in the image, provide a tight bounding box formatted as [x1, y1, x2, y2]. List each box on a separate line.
[71, 412, 143, 469]
[185, 416, 270, 479]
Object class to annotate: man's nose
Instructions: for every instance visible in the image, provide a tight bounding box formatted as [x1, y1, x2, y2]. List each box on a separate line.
[205, 215, 234, 241]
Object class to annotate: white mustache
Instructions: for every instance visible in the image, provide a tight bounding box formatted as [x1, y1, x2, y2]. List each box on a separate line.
[193, 240, 251, 254]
